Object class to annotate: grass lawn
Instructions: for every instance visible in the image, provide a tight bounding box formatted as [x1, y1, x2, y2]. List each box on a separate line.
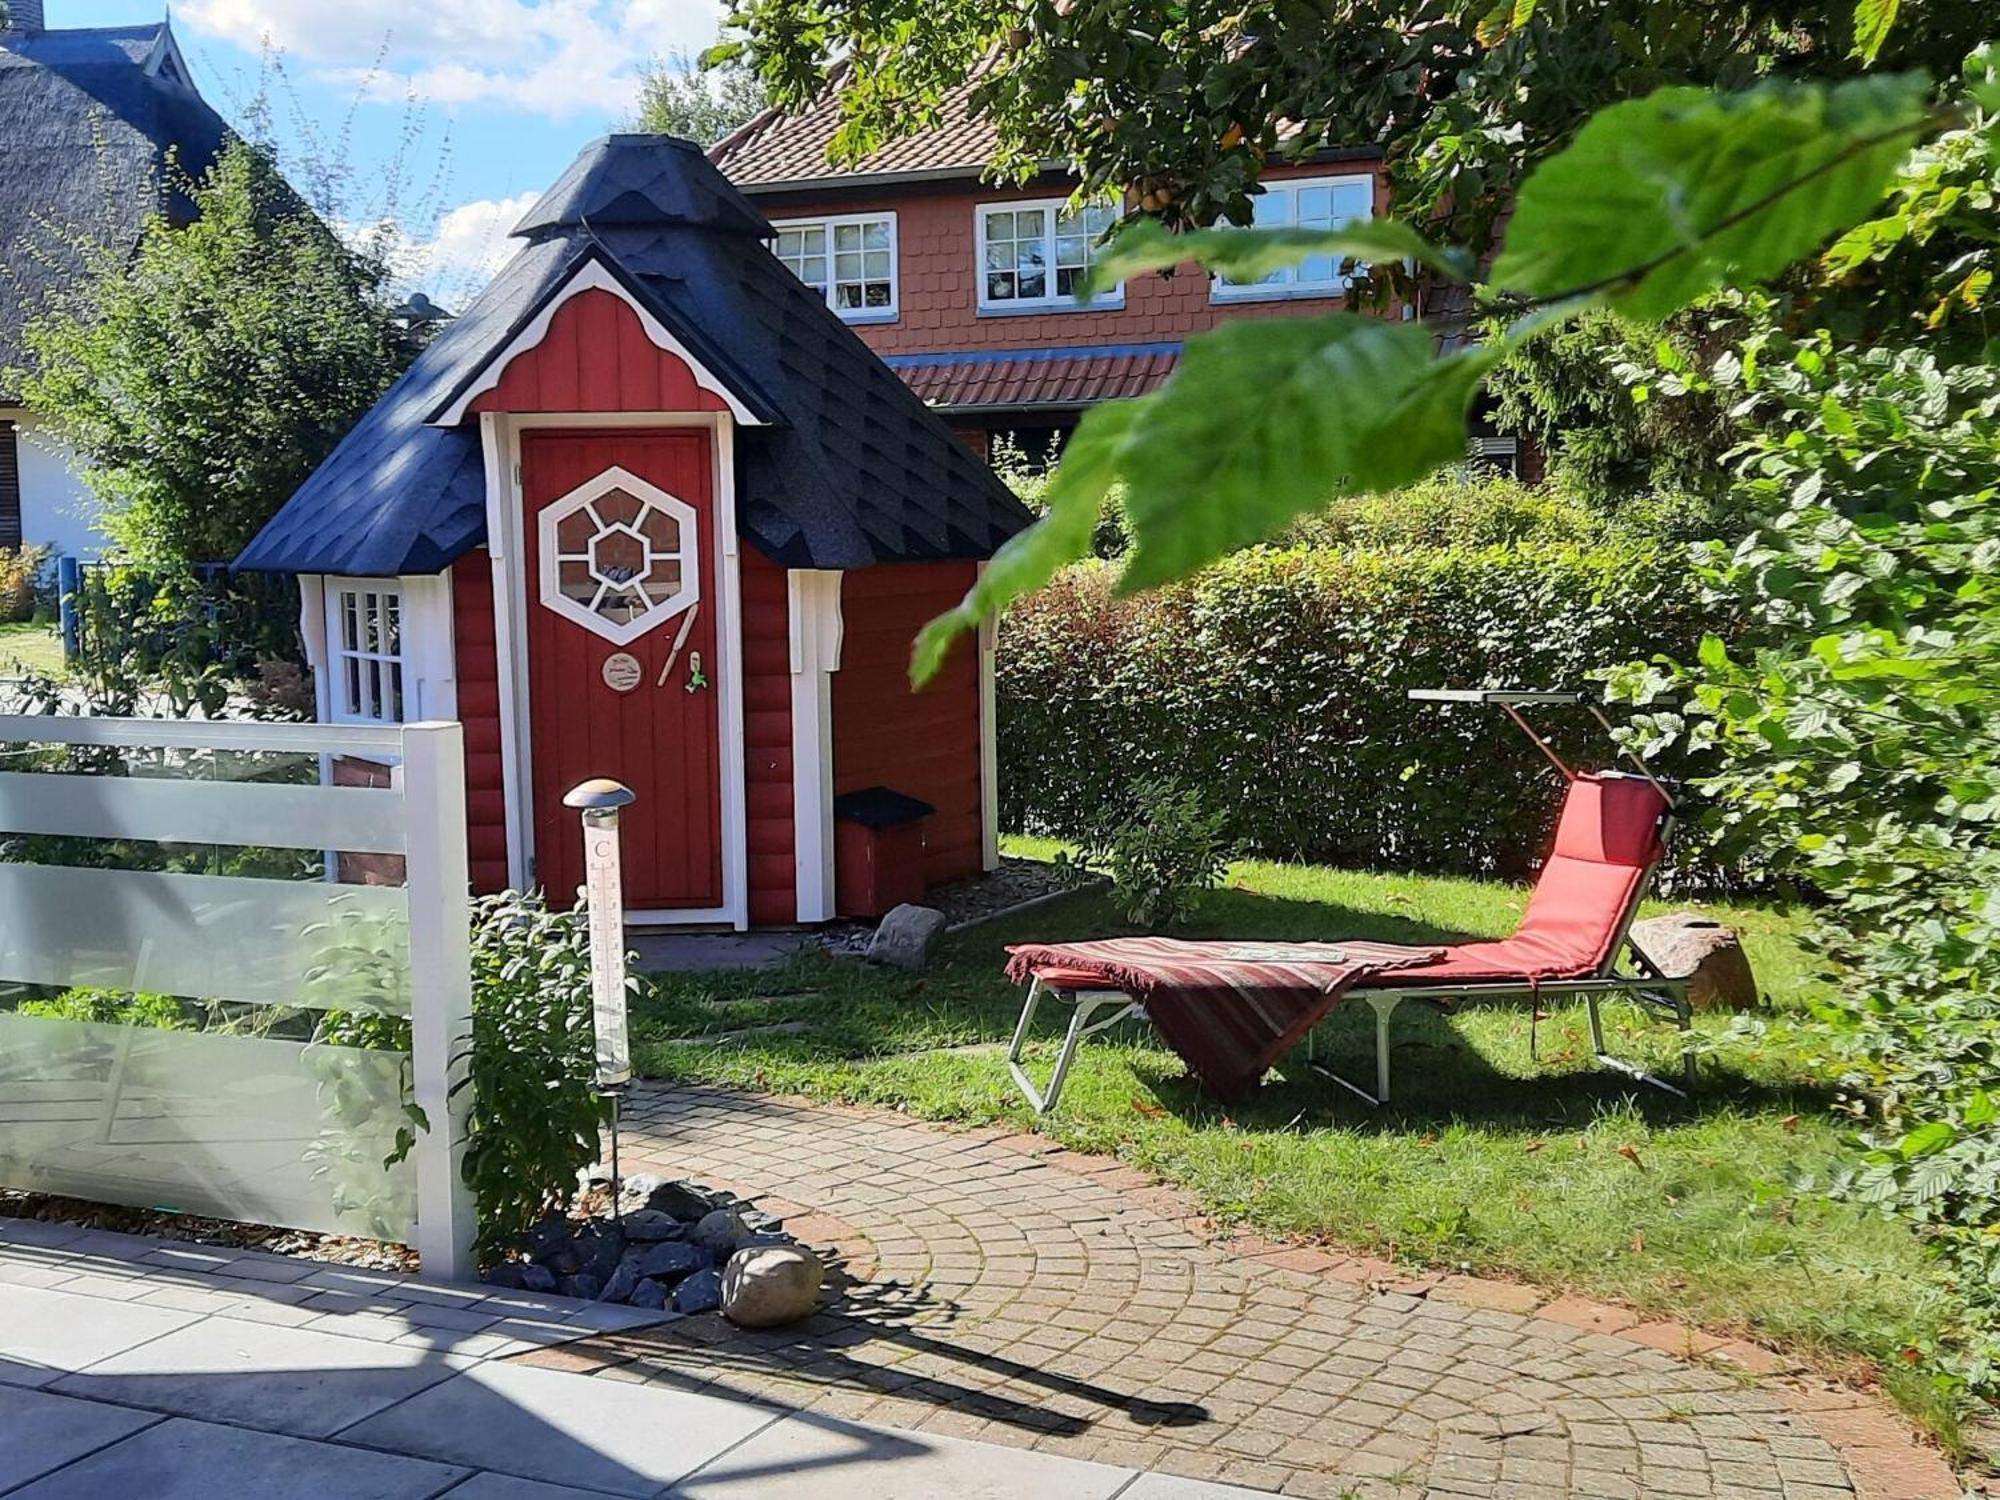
[0, 621, 64, 680]
[630, 842, 1960, 1439]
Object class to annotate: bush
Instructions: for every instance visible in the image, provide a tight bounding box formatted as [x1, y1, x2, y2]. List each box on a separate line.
[457, 889, 613, 1261]
[999, 541, 1723, 882]
[1091, 776, 1231, 928]
[0, 545, 49, 623]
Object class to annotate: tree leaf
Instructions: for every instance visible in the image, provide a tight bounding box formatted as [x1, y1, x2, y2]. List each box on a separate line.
[1491, 74, 1932, 321]
[1112, 315, 1501, 592]
[910, 400, 1142, 683]
[1083, 219, 1471, 301]
[1851, 0, 1900, 64]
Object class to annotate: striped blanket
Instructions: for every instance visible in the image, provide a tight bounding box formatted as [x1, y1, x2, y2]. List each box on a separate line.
[1004, 938, 1445, 1101]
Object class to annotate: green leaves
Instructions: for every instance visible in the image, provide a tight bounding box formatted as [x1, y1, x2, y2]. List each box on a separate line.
[912, 401, 1141, 683]
[1112, 316, 1500, 592]
[1491, 73, 1933, 320]
[1852, 0, 1900, 65]
[1082, 218, 1472, 301]
[912, 318, 1501, 679]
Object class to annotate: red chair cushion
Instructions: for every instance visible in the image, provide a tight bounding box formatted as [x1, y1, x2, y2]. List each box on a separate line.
[1355, 773, 1666, 988]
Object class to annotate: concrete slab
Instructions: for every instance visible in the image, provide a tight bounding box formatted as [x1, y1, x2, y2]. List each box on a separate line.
[0, 1384, 159, 1490]
[0, 1284, 202, 1389]
[52, 1316, 462, 1438]
[1121, 1477, 1288, 1499]
[342, 1360, 780, 1498]
[669, 1413, 1135, 1499]
[5, 1416, 467, 1500]
[442, 1473, 635, 1499]
[629, 930, 810, 973]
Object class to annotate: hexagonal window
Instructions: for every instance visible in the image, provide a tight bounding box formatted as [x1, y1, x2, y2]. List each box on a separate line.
[538, 466, 700, 645]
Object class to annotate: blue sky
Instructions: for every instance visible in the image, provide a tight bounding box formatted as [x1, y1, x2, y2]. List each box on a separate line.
[85, 1, 731, 300]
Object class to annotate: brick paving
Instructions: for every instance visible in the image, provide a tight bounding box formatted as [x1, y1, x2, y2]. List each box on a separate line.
[554, 1084, 1956, 1500]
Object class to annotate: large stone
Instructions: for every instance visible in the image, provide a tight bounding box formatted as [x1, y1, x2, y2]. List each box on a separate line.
[628, 1278, 669, 1310]
[620, 1209, 685, 1242]
[634, 1241, 706, 1283]
[865, 904, 948, 971]
[721, 1245, 823, 1328]
[1628, 911, 1759, 1009]
[620, 1175, 718, 1222]
[601, 1256, 643, 1304]
[517, 1262, 558, 1294]
[559, 1272, 605, 1301]
[691, 1208, 747, 1257]
[673, 1267, 724, 1315]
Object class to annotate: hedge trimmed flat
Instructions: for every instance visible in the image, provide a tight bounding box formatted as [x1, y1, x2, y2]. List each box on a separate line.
[1004, 691, 1695, 1115]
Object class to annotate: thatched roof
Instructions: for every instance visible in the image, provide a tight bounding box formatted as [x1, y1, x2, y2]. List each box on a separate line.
[0, 22, 229, 400]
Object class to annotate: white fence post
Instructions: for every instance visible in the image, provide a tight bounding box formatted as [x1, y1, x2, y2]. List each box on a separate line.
[400, 720, 477, 1281]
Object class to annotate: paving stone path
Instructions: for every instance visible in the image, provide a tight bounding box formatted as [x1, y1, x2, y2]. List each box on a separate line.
[551, 1084, 1954, 1500]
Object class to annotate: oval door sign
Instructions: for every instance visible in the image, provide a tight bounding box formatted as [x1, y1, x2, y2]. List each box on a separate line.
[601, 652, 644, 693]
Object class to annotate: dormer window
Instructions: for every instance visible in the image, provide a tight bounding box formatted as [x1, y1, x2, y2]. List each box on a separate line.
[772, 213, 898, 323]
[1213, 173, 1376, 302]
[977, 199, 1121, 312]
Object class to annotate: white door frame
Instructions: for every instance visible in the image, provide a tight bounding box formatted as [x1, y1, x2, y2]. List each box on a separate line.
[481, 410, 749, 929]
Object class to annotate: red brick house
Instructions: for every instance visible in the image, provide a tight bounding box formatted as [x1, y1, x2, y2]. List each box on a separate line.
[707, 85, 1450, 465]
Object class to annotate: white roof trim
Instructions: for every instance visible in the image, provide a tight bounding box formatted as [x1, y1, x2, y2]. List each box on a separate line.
[432, 259, 765, 428]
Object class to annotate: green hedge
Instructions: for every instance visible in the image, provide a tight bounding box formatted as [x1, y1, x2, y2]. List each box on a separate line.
[997, 543, 1723, 880]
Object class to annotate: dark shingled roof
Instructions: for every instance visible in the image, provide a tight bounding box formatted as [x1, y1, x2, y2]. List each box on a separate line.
[236, 135, 1031, 576]
[0, 23, 229, 399]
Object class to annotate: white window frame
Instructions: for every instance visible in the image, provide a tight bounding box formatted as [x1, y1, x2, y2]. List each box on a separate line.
[1211, 172, 1376, 303]
[324, 578, 407, 726]
[975, 197, 1123, 313]
[770, 212, 900, 323]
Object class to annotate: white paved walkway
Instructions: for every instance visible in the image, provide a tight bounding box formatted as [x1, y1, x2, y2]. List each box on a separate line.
[0, 1220, 1271, 1499]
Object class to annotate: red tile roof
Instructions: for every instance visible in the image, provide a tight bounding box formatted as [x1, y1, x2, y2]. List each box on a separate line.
[709, 78, 999, 189]
[882, 344, 1180, 411]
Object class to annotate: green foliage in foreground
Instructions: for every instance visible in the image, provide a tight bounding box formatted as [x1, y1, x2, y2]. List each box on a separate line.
[630, 854, 1960, 1437]
[1616, 328, 2000, 1407]
[911, 66, 1964, 679]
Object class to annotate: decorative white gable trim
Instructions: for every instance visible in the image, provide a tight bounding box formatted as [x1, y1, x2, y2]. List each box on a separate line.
[433, 259, 765, 428]
[143, 23, 194, 86]
[788, 569, 844, 922]
[978, 565, 1000, 871]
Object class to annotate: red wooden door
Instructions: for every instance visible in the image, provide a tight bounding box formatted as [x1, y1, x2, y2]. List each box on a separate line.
[522, 429, 722, 910]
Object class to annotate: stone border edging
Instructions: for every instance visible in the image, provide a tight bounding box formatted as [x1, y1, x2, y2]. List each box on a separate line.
[958, 1119, 1963, 1500]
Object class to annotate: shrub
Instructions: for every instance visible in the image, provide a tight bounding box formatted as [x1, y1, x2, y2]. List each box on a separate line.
[0, 545, 49, 623]
[999, 541, 1723, 883]
[1092, 776, 1231, 929]
[457, 889, 614, 1261]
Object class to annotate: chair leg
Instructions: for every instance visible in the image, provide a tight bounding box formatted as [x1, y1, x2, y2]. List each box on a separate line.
[1307, 992, 1406, 1107]
[1586, 984, 1695, 1099]
[1006, 982, 1138, 1117]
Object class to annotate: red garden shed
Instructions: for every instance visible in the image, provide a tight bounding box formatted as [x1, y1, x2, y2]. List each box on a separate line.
[238, 135, 1030, 927]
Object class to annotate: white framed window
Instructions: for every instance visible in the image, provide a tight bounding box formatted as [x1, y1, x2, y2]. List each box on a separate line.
[325, 580, 405, 725]
[772, 213, 898, 321]
[976, 199, 1122, 312]
[1212, 173, 1376, 302]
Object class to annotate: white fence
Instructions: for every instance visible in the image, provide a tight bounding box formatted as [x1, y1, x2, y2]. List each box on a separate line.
[0, 715, 474, 1279]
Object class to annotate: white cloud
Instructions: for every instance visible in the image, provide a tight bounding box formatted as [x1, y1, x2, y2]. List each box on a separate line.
[398, 191, 541, 294]
[180, 0, 724, 122]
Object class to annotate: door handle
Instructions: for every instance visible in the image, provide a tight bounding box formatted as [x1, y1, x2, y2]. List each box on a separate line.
[685, 650, 708, 693]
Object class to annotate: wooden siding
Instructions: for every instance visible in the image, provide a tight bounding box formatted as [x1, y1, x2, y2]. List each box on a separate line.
[451, 549, 511, 894]
[0, 420, 19, 551]
[468, 288, 735, 416]
[833, 562, 982, 886]
[741, 550, 797, 924]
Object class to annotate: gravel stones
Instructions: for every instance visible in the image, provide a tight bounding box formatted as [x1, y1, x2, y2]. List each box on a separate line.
[483, 1176, 813, 1314]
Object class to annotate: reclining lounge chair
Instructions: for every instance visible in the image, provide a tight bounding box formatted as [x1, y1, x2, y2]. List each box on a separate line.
[1005, 691, 1695, 1115]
